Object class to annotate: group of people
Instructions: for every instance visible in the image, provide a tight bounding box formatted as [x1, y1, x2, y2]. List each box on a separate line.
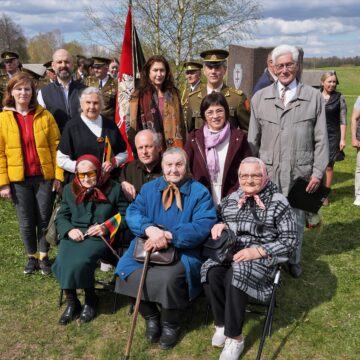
[0, 42, 350, 360]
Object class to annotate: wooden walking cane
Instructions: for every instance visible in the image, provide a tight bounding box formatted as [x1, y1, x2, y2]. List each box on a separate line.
[99, 235, 120, 260]
[123, 251, 151, 360]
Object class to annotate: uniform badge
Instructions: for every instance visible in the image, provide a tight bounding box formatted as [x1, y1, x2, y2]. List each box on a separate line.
[233, 64, 243, 90]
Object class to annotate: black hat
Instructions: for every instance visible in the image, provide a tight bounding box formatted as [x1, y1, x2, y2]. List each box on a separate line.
[200, 49, 229, 66]
[91, 56, 111, 67]
[1, 51, 19, 60]
[183, 61, 202, 71]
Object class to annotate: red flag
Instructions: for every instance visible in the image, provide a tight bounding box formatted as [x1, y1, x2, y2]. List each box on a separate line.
[116, 5, 146, 163]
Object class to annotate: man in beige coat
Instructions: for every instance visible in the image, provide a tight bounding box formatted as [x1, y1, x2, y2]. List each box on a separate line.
[248, 44, 329, 278]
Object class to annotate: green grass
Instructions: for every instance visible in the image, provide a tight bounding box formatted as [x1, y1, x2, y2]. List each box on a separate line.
[1, 67, 360, 359]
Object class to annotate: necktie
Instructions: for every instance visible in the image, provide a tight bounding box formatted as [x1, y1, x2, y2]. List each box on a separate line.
[99, 80, 102, 89]
[280, 86, 288, 105]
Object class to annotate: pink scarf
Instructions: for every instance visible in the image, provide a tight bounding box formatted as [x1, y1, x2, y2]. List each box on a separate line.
[237, 157, 269, 210]
[203, 122, 231, 180]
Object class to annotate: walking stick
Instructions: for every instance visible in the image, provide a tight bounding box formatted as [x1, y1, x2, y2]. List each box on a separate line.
[123, 251, 151, 360]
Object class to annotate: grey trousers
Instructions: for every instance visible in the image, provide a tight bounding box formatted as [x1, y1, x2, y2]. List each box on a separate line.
[289, 207, 305, 265]
[355, 149, 360, 197]
[11, 176, 54, 255]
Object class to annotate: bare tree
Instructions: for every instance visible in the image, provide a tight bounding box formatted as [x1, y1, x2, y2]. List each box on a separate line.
[0, 13, 28, 61]
[82, 0, 261, 80]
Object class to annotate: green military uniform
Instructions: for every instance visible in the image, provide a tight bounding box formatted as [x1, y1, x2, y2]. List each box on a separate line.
[85, 57, 117, 121]
[0, 51, 21, 111]
[185, 49, 250, 133]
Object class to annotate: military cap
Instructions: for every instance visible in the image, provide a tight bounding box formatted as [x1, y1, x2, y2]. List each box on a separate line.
[200, 49, 229, 66]
[1, 51, 19, 60]
[91, 56, 111, 67]
[43, 60, 53, 70]
[183, 61, 202, 72]
[22, 66, 43, 80]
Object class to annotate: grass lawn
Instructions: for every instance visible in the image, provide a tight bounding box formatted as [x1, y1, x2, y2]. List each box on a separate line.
[1, 67, 360, 359]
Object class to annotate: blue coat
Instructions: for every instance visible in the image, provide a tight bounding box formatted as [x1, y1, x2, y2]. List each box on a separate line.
[115, 176, 217, 300]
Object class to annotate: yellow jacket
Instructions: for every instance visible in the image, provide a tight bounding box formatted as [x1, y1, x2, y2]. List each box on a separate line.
[0, 105, 64, 186]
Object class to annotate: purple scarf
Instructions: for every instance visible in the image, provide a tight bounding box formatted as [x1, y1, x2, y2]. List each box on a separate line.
[203, 122, 231, 180]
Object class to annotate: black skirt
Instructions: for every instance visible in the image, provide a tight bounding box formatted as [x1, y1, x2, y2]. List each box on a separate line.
[115, 261, 189, 309]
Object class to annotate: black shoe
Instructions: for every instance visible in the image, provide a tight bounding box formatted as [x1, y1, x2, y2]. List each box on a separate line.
[288, 263, 302, 278]
[59, 301, 81, 325]
[144, 313, 161, 344]
[79, 304, 97, 324]
[39, 256, 52, 276]
[159, 322, 181, 349]
[24, 257, 38, 274]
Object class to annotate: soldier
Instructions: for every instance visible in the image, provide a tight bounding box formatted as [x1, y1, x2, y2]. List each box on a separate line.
[42, 60, 57, 84]
[185, 49, 250, 133]
[0, 51, 21, 111]
[181, 61, 202, 106]
[85, 57, 117, 121]
[72, 55, 88, 83]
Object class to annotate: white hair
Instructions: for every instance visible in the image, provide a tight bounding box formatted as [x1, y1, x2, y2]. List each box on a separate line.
[272, 45, 299, 64]
[135, 129, 162, 147]
[79, 87, 104, 111]
[161, 147, 190, 172]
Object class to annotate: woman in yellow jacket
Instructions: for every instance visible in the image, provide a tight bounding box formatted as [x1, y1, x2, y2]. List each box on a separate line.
[0, 73, 63, 275]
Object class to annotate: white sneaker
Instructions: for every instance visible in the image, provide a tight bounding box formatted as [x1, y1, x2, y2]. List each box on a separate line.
[353, 197, 360, 206]
[219, 337, 245, 360]
[100, 262, 113, 272]
[212, 326, 226, 347]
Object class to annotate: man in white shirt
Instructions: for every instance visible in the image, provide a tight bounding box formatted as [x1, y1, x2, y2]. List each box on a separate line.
[248, 44, 329, 278]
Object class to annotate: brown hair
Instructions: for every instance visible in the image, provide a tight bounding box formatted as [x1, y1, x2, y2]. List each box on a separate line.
[2, 73, 38, 109]
[139, 55, 177, 96]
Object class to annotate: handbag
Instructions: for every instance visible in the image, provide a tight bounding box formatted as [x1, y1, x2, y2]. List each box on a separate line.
[44, 194, 62, 246]
[133, 237, 177, 265]
[201, 228, 237, 263]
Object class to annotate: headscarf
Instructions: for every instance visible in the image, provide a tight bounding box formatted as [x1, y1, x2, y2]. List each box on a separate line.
[72, 154, 111, 205]
[203, 121, 231, 180]
[237, 157, 269, 210]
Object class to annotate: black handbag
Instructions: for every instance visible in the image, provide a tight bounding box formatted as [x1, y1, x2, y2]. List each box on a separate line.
[133, 237, 177, 265]
[44, 195, 61, 246]
[201, 228, 237, 263]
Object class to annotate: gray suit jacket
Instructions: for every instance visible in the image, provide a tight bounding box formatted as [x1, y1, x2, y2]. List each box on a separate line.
[248, 82, 329, 196]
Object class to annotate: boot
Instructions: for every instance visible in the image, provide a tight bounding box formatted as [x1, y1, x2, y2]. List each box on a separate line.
[144, 312, 161, 343]
[159, 321, 181, 349]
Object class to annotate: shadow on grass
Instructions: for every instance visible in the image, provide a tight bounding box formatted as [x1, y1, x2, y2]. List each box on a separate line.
[241, 218, 360, 358]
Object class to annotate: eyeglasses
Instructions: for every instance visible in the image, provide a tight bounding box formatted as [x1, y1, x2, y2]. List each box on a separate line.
[239, 174, 262, 181]
[205, 108, 225, 118]
[77, 170, 97, 179]
[274, 62, 296, 71]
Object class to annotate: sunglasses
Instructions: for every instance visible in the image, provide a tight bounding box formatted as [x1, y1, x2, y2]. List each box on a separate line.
[77, 170, 97, 179]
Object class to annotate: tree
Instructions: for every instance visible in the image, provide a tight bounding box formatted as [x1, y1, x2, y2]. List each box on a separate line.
[63, 41, 85, 58]
[27, 30, 63, 63]
[0, 13, 28, 61]
[82, 0, 261, 80]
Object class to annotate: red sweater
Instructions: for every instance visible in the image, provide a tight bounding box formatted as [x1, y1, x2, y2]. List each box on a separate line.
[14, 111, 42, 177]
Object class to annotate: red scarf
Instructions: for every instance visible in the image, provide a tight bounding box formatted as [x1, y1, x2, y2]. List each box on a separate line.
[72, 154, 111, 205]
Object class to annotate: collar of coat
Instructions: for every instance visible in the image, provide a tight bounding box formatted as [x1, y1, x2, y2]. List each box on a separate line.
[262, 81, 313, 102]
[157, 176, 193, 196]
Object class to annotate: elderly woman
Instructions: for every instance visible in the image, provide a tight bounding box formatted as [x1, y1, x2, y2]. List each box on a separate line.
[201, 157, 297, 360]
[57, 87, 127, 183]
[115, 148, 217, 349]
[0, 72, 62, 275]
[128, 55, 185, 153]
[185, 92, 252, 206]
[52, 154, 127, 325]
[320, 71, 347, 205]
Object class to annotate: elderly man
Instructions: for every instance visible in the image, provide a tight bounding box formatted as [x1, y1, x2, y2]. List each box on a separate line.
[37, 49, 86, 132]
[248, 44, 329, 278]
[120, 129, 163, 202]
[85, 57, 117, 121]
[185, 49, 250, 134]
[252, 50, 277, 95]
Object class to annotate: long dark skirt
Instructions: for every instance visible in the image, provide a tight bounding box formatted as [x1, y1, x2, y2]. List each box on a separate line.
[115, 261, 189, 309]
[52, 236, 109, 289]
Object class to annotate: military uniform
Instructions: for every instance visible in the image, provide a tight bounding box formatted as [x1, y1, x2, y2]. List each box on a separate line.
[185, 49, 250, 133]
[185, 84, 250, 133]
[85, 56, 117, 121]
[85, 75, 117, 121]
[0, 51, 21, 111]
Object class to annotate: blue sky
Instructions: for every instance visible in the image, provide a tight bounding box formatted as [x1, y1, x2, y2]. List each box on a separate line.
[1, 0, 359, 58]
